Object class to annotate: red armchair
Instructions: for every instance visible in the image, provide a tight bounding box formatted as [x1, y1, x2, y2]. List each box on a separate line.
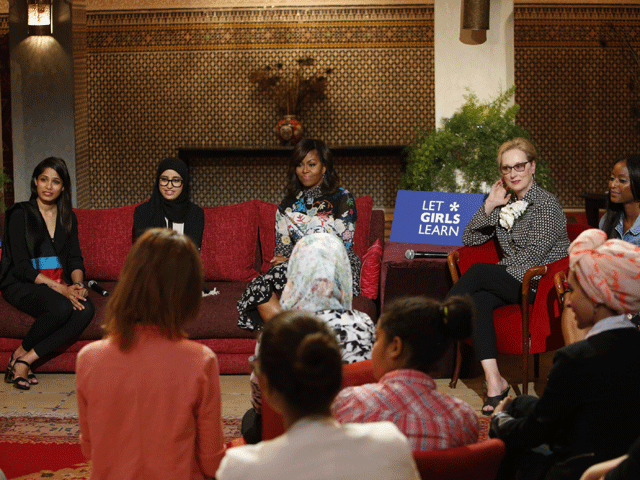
[262, 359, 505, 480]
[412, 438, 505, 480]
[447, 223, 591, 394]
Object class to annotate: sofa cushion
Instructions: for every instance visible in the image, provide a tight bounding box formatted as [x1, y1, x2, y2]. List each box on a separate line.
[353, 196, 373, 259]
[74, 204, 137, 281]
[201, 201, 260, 282]
[360, 239, 382, 300]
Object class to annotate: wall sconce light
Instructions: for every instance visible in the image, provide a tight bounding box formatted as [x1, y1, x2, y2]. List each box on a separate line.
[462, 0, 490, 31]
[28, 0, 52, 36]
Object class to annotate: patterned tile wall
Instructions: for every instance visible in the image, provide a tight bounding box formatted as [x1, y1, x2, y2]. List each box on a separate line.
[515, 4, 640, 207]
[86, 6, 434, 208]
[3, 4, 639, 210]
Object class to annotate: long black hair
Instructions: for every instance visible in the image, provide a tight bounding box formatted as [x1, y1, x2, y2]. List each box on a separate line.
[378, 296, 473, 373]
[30, 157, 73, 234]
[601, 154, 640, 239]
[285, 139, 339, 198]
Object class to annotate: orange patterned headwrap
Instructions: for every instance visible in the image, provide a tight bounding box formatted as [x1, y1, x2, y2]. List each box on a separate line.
[569, 229, 640, 314]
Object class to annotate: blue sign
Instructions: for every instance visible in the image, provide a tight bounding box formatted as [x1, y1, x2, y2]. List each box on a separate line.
[390, 190, 486, 246]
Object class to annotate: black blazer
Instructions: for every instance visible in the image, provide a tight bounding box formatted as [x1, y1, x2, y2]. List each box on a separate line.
[0, 199, 85, 302]
[492, 327, 640, 469]
[133, 201, 205, 249]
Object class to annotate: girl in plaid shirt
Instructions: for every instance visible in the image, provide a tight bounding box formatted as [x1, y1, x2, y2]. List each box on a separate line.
[331, 296, 479, 451]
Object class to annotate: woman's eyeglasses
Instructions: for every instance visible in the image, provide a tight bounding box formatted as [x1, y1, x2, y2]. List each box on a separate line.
[159, 177, 183, 188]
[560, 280, 573, 304]
[500, 161, 530, 175]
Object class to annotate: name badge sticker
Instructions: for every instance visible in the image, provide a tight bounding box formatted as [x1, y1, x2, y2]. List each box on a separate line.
[390, 190, 485, 246]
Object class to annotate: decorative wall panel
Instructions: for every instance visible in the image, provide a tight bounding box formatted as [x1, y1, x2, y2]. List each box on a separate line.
[86, 6, 434, 208]
[515, 4, 640, 207]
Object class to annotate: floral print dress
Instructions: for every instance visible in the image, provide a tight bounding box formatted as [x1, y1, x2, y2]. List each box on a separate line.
[237, 185, 361, 331]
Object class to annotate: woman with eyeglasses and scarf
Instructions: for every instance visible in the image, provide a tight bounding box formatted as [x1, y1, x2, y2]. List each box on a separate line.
[133, 157, 204, 249]
[445, 138, 570, 415]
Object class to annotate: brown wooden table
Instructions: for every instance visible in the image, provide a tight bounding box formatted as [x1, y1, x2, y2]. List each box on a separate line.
[380, 242, 458, 312]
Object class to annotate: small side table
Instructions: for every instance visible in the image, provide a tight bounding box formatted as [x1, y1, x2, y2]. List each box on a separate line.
[380, 242, 458, 312]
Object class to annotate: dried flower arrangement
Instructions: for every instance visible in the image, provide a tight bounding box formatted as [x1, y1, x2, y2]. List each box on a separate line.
[249, 57, 333, 116]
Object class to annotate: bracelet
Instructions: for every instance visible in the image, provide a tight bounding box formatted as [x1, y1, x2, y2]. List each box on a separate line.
[73, 282, 84, 288]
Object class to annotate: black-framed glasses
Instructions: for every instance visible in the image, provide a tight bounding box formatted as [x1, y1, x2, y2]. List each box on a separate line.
[159, 176, 183, 188]
[560, 280, 572, 304]
[500, 161, 530, 175]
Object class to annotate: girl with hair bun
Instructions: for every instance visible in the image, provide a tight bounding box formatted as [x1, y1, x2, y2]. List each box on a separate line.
[490, 229, 640, 480]
[216, 311, 420, 480]
[332, 296, 479, 451]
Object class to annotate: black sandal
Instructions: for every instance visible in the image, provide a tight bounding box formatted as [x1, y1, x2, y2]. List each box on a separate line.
[10, 359, 31, 390]
[482, 385, 510, 416]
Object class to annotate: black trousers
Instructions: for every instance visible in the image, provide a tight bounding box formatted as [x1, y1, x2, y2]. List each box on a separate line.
[7, 283, 94, 359]
[446, 263, 522, 360]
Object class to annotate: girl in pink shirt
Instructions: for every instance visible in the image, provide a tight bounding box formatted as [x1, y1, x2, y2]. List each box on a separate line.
[76, 228, 225, 480]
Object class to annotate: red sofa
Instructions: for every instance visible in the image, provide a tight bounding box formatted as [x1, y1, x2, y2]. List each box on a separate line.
[0, 197, 384, 374]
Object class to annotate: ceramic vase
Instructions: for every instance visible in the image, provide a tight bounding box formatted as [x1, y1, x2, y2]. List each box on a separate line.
[275, 115, 304, 145]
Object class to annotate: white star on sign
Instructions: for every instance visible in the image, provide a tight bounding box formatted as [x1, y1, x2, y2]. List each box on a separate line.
[450, 202, 460, 212]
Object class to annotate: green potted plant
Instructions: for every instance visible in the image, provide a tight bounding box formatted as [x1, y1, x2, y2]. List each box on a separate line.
[401, 87, 553, 193]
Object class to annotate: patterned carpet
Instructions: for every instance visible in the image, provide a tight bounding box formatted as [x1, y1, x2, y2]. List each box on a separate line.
[0, 414, 490, 479]
[0, 414, 242, 479]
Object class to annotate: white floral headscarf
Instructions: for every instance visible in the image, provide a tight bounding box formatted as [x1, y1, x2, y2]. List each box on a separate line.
[280, 233, 353, 312]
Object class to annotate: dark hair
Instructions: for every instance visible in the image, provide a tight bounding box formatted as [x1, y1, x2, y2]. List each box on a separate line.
[104, 228, 203, 351]
[259, 311, 342, 418]
[285, 138, 339, 198]
[30, 157, 73, 234]
[378, 296, 473, 373]
[601, 154, 640, 239]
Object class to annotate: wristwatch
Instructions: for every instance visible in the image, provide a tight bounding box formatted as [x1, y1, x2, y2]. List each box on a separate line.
[73, 282, 85, 288]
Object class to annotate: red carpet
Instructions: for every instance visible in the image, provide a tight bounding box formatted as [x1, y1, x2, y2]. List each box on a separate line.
[0, 441, 87, 479]
[0, 415, 242, 479]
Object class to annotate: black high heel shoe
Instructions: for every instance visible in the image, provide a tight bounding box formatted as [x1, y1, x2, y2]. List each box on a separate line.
[4, 353, 16, 384]
[9, 359, 31, 390]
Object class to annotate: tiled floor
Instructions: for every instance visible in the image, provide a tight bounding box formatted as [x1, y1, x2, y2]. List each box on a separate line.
[0, 374, 253, 418]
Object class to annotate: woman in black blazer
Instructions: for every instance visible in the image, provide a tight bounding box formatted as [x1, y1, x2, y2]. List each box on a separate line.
[1, 157, 94, 390]
[490, 229, 640, 480]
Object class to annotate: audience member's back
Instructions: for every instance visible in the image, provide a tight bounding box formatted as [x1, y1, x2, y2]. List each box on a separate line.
[76, 229, 225, 480]
[332, 296, 479, 450]
[216, 311, 420, 480]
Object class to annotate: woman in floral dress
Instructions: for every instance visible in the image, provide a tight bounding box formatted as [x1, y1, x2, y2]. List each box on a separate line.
[237, 138, 360, 331]
[445, 137, 569, 415]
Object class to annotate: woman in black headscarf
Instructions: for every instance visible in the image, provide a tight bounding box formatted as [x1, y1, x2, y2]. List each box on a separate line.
[133, 157, 204, 249]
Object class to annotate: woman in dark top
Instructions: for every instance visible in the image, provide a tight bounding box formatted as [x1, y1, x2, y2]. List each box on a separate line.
[1, 157, 94, 390]
[490, 229, 640, 480]
[133, 157, 204, 249]
[237, 139, 360, 330]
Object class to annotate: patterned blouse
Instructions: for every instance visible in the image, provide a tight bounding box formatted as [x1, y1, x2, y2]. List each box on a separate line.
[274, 185, 361, 292]
[463, 182, 570, 289]
[331, 369, 479, 451]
